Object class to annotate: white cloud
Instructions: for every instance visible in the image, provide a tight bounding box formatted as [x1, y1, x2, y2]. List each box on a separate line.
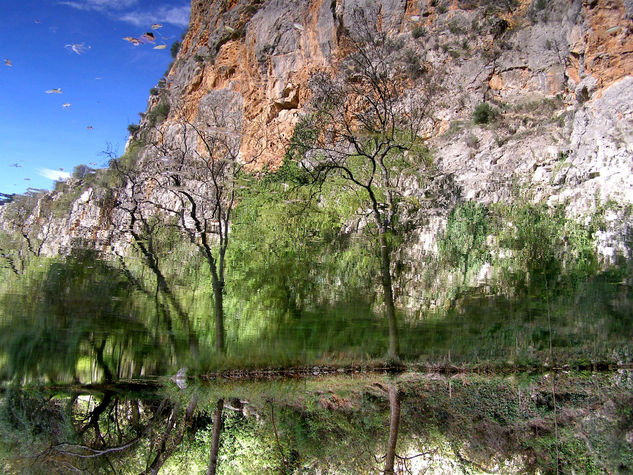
[58, 0, 138, 12]
[58, 0, 190, 28]
[120, 5, 190, 28]
[38, 168, 71, 181]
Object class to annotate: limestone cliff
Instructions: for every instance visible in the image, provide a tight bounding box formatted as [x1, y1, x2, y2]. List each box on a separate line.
[2, 0, 632, 265]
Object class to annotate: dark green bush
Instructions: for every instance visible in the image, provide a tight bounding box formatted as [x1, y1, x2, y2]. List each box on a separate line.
[170, 41, 181, 58]
[127, 123, 141, 134]
[147, 101, 170, 126]
[411, 25, 426, 39]
[473, 102, 496, 124]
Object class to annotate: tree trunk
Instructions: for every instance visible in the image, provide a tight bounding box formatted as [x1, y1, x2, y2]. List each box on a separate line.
[213, 282, 225, 353]
[379, 232, 399, 360]
[384, 383, 401, 474]
[207, 399, 224, 475]
[144, 397, 198, 475]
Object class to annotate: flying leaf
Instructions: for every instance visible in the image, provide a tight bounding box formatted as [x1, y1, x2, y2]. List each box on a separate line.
[46, 88, 62, 94]
[153, 44, 167, 50]
[4, 59, 12, 66]
[151, 23, 163, 29]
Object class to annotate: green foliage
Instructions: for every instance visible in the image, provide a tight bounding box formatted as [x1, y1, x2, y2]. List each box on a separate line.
[127, 123, 141, 135]
[473, 102, 496, 124]
[170, 40, 181, 58]
[0, 388, 75, 472]
[146, 100, 170, 126]
[411, 25, 426, 39]
[438, 201, 489, 284]
[492, 201, 599, 290]
[71, 164, 93, 179]
[227, 157, 378, 324]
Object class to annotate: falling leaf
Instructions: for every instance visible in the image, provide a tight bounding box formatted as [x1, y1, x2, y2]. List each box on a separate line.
[46, 88, 62, 94]
[10, 163, 22, 168]
[65, 43, 91, 55]
[95, 76, 103, 80]
[4, 59, 12, 66]
[225, 25, 235, 32]
[153, 44, 167, 50]
[86, 126, 93, 130]
[34, 19, 40, 24]
[24, 178, 31, 181]
[62, 103, 71, 108]
[293, 23, 304, 30]
[151, 23, 163, 29]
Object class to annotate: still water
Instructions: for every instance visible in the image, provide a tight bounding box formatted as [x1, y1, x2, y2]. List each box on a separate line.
[1, 253, 632, 472]
[2, 372, 633, 473]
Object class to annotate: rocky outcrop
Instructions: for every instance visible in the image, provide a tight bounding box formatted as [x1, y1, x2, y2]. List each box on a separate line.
[2, 0, 632, 262]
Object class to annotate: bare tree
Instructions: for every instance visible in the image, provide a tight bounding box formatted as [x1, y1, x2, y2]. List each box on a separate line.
[116, 97, 253, 354]
[292, 22, 439, 360]
[108, 147, 199, 356]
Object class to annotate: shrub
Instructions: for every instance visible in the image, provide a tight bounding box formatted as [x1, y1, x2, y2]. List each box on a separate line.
[411, 25, 426, 39]
[170, 41, 181, 58]
[473, 102, 496, 124]
[72, 164, 93, 179]
[127, 123, 141, 135]
[147, 101, 170, 126]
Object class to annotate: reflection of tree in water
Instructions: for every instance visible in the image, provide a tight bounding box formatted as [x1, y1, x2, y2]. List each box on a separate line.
[0, 250, 196, 384]
[2, 373, 632, 473]
[1, 387, 198, 473]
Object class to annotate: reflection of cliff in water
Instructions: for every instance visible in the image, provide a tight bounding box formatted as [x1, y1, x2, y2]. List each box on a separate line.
[2, 371, 632, 473]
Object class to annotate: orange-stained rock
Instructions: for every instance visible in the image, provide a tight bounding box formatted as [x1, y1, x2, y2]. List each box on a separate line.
[582, 0, 633, 91]
[489, 74, 503, 90]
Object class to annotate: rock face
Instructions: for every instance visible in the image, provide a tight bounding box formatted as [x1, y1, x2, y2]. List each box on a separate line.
[2, 0, 632, 261]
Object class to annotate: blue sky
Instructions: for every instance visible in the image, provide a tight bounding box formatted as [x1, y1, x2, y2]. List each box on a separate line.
[0, 0, 189, 195]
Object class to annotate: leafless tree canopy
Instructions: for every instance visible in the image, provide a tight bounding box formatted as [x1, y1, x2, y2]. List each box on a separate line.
[111, 100, 255, 353]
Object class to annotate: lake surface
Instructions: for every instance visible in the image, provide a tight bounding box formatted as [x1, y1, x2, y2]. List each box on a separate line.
[1, 253, 632, 472]
[2, 371, 633, 473]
